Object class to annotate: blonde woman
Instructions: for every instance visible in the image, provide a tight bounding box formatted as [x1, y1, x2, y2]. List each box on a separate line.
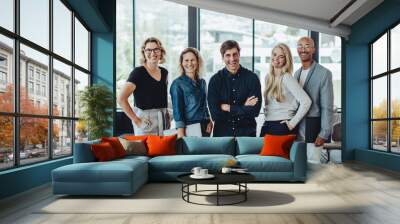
[118, 37, 170, 135]
[261, 43, 311, 137]
[170, 47, 213, 138]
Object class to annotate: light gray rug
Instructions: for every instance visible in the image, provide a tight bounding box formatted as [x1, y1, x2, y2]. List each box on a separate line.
[38, 183, 362, 214]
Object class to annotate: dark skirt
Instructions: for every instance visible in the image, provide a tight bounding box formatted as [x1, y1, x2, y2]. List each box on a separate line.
[260, 120, 298, 137]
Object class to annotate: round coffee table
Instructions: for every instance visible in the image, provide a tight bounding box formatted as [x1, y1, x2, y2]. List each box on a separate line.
[177, 173, 255, 206]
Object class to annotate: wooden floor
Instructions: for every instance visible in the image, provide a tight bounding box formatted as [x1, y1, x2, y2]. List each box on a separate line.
[1, 162, 400, 224]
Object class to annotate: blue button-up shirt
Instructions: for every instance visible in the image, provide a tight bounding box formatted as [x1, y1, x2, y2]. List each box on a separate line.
[170, 75, 210, 128]
[208, 66, 262, 136]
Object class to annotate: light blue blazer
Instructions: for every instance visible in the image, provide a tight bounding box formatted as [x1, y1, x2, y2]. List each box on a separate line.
[294, 62, 334, 140]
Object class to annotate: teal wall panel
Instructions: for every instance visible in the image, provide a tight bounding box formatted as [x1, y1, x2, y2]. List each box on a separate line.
[345, 0, 400, 171]
[0, 158, 72, 199]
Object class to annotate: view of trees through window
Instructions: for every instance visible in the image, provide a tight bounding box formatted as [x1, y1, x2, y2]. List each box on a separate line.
[0, 0, 91, 170]
[371, 24, 400, 153]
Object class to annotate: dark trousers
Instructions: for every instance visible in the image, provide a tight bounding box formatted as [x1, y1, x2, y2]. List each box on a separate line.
[260, 120, 298, 137]
[213, 121, 256, 137]
[200, 120, 211, 137]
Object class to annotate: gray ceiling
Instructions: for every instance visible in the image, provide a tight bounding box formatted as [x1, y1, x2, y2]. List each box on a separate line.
[167, 0, 384, 37]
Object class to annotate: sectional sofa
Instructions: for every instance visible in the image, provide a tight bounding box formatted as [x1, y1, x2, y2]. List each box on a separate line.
[52, 137, 306, 196]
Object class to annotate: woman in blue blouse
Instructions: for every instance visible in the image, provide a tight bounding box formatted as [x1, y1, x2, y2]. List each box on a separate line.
[170, 47, 213, 137]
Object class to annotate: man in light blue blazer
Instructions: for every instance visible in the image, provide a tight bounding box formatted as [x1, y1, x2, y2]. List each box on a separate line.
[294, 37, 334, 163]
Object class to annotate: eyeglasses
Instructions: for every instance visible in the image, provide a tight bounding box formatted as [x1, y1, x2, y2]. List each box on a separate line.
[297, 45, 312, 50]
[144, 48, 161, 54]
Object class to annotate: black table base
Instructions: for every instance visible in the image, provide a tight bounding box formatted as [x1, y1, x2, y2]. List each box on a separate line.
[181, 183, 249, 206]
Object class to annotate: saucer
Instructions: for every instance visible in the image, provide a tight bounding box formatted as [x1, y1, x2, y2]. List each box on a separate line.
[190, 174, 215, 179]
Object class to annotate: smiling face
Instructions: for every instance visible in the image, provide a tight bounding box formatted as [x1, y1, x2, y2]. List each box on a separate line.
[297, 37, 315, 63]
[181, 52, 198, 75]
[271, 47, 286, 69]
[143, 41, 161, 64]
[223, 47, 240, 73]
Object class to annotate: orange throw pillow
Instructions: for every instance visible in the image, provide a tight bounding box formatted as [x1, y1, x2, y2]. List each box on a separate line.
[124, 135, 148, 141]
[260, 134, 297, 159]
[101, 137, 127, 158]
[91, 142, 117, 161]
[146, 135, 177, 157]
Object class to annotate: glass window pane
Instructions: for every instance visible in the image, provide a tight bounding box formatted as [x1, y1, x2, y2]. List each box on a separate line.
[319, 33, 341, 109]
[391, 24, 400, 70]
[0, 34, 14, 112]
[75, 120, 88, 143]
[20, 117, 49, 165]
[0, 116, 14, 170]
[20, 44, 49, 115]
[0, 0, 14, 31]
[53, 59, 72, 117]
[391, 120, 400, 153]
[74, 69, 89, 118]
[391, 72, 400, 118]
[20, 0, 49, 49]
[53, 119, 72, 157]
[135, 0, 188, 85]
[53, 0, 72, 60]
[74, 18, 89, 70]
[372, 33, 387, 76]
[372, 121, 388, 151]
[372, 77, 387, 119]
[116, 0, 133, 108]
[200, 9, 252, 81]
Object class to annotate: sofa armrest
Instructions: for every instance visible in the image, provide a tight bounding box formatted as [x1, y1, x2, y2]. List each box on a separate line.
[289, 141, 307, 181]
[73, 140, 100, 163]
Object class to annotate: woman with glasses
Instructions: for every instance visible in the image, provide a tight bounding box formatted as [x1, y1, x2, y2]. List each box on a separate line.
[170, 47, 213, 138]
[261, 43, 311, 137]
[118, 37, 170, 135]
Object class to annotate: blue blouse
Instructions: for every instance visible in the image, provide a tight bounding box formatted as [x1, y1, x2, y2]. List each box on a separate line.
[170, 75, 210, 128]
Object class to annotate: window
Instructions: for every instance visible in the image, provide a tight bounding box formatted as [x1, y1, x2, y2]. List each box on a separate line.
[41, 85, 46, 97]
[0, 0, 14, 31]
[134, 0, 188, 85]
[200, 9, 252, 81]
[20, 0, 49, 49]
[0, 116, 13, 170]
[53, 0, 72, 60]
[0, 1, 91, 170]
[0, 34, 14, 113]
[19, 117, 49, 165]
[28, 81, 34, 94]
[53, 59, 72, 117]
[74, 17, 89, 70]
[53, 119, 72, 158]
[116, 0, 133, 107]
[28, 67, 34, 79]
[74, 69, 89, 118]
[319, 33, 342, 110]
[0, 55, 7, 67]
[0, 71, 6, 85]
[370, 23, 400, 153]
[21, 44, 49, 115]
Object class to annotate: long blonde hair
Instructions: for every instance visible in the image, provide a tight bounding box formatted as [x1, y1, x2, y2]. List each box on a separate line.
[264, 43, 293, 103]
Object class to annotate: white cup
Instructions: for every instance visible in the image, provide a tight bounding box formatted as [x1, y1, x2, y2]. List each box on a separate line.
[200, 169, 208, 176]
[221, 167, 232, 174]
[191, 167, 202, 176]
